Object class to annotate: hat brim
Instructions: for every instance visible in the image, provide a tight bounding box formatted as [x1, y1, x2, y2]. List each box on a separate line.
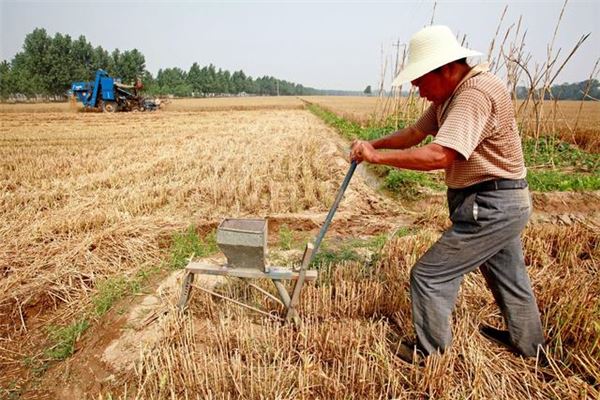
[392, 48, 482, 87]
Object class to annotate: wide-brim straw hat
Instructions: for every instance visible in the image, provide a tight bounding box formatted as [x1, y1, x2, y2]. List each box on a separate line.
[392, 25, 482, 86]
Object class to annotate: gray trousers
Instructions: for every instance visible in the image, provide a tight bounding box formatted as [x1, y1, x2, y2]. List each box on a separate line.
[410, 187, 545, 357]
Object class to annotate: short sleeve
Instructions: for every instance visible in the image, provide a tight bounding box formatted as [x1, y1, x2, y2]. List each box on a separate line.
[412, 104, 438, 135]
[433, 88, 493, 160]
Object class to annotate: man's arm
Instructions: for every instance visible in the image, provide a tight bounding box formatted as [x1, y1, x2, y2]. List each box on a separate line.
[352, 141, 457, 171]
[369, 125, 431, 150]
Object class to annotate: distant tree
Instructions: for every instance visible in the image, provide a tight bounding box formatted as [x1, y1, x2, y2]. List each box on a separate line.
[111, 49, 145, 84]
[0, 61, 13, 98]
[516, 79, 600, 101]
[20, 28, 53, 94]
[187, 62, 203, 95]
[230, 70, 246, 93]
[222, 70, 231, 94]
[46, 32, 74, 95]
[156, 67, 190, 96]
[215, 68, 228, 94]
[364, 85, 372, 95]
[71, 35, 95, 80]
[92, 46, 112, 73]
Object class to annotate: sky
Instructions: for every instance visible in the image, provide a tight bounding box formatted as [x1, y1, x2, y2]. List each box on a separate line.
[1, 0, 598, 91]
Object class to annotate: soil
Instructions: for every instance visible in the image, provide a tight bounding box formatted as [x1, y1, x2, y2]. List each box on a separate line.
[22, 262, 226, 399]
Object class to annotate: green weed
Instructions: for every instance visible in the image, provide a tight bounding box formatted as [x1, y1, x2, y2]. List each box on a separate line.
[384, 169, 445, 198]
[306, 103, 398, 142]
[278, 224, 294, 250]
[310, 244, 361, 268]
[3, 380, 24, 399]
[44, 320, 89, 361]
[527, 170, 600, 191]
[523, 136, 599, 171]
[92, 276, 138, 317]
[523, 136, 600, 191]
[170, 226, 218, 269]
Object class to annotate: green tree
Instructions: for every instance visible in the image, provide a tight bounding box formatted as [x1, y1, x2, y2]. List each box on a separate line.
[20, 28, 53, 94]
[187, 62, 203, 96]
[156, 67, 190, 96]
[0, 61, 13, 98]
[92, 46, 111, 73]
[231, 70, 246, 93]
[111, 49, 145, 83]
[364, 85, 372, 95]
[46, 32, 75, 95]
[71, 35, 95, 80]
[9, 53, 39, 96]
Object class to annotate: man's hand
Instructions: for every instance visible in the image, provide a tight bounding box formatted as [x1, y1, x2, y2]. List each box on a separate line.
[350, 140, 378, 164]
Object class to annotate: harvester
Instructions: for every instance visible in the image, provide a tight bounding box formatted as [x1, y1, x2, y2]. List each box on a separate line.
[71, 69, 159, 112]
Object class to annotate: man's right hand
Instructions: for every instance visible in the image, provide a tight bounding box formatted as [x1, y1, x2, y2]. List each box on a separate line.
[350, 140, 379, 164]
[350, 139, 365, 163]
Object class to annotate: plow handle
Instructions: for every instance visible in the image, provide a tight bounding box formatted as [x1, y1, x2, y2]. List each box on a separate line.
[310, 160, 357, 265]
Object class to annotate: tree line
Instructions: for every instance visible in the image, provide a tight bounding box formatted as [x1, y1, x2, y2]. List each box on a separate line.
[515, 79, 600, 101]
[0, 28, 324, 99]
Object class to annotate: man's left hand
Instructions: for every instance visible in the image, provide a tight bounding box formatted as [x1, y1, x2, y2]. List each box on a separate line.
[350, 140, 378, 164]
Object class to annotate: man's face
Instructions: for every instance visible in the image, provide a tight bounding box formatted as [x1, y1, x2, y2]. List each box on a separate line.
[411, 67, 454, 105]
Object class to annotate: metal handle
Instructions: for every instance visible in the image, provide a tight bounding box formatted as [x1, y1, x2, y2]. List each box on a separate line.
[310, 160, 357, 265]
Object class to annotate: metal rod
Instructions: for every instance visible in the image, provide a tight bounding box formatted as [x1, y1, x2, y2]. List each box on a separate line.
[191, 283, 282, 321]
[272, 280, 291, 307]
[236, 277, 285, 306]
[310, 160, 357, 264]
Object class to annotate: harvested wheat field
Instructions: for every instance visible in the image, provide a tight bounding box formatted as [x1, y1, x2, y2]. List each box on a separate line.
[0, 101, 80, 113]
[1, 102, 599, 399]
[164, 96, 305, 112]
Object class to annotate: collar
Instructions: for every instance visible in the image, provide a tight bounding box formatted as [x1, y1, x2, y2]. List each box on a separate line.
[439, 63, 490, 117]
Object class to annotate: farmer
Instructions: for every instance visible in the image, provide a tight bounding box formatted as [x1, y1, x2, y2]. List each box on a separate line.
[350, 25, 545, 363]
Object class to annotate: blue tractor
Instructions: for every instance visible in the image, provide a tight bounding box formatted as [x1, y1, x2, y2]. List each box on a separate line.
[71, 69, 158, 112]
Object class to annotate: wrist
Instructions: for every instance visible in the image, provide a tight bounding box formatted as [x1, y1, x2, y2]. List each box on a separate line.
[370, 150, 382, 164]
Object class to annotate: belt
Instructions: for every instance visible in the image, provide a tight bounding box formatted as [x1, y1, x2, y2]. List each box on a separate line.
[449, 179, 528, 195]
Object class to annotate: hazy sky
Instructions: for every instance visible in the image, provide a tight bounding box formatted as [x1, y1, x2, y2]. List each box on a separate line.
[1, 0, 598, 90]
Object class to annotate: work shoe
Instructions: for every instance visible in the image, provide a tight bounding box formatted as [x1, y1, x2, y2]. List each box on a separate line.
[479, 325, 519, 354]
[480, 325, 551, 367]
[391, 340, 427, 366]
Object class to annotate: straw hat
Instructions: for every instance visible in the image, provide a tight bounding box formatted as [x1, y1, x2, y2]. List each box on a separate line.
[392, 25, 482, 86]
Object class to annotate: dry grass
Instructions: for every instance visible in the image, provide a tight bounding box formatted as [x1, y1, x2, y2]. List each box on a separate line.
[0, 96, 304, 114]
[0, 101, 80, 113]
[164, 96, 305, 112]
[126, 222, 599, 399]
[1, 105, 598, 398]
[0, 109, 382, 342]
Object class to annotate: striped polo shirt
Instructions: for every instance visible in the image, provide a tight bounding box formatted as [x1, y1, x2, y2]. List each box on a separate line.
[413, 64, 526, 189]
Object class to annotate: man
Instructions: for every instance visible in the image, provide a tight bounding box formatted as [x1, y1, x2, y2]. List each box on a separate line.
[350, 25, 545, 363]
